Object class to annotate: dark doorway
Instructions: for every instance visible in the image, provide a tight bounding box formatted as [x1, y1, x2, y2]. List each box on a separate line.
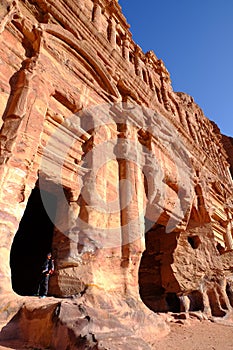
[10, 186, 57, 296]
[165, 293, 180, 312]
[138, 224, 166, 312]
[139, 224, 180, 312]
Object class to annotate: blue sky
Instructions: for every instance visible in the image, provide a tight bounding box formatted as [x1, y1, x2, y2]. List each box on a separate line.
[118, 1, 233, 137]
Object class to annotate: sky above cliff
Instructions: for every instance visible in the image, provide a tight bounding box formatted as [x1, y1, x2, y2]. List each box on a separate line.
[118, 0, 233, 137]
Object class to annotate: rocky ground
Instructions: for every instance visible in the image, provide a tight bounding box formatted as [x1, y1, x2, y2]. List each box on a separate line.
[0, 320, 233, 350]
[0, 294, 233, 350]
[0, 317, 233, 349]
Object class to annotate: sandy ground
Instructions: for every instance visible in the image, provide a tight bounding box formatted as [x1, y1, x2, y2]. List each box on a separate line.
[154, 318, 233, 350]
[0, 318, 233, 349]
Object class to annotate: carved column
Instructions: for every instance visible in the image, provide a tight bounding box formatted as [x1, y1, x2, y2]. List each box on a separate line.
[108, 17, 117, 48]
[156, 60, 172, 111]
[225, 211, 233, 250]
[226, 222, 233, 250]
[122, 34, 130, 62]
[177, 108, 189, 132]
[115, 121, 145, 296]
[198, 121, 208, 150]
[192, 115, 204, 146]
[202, 123, 217, 160]
[186, 113, 199, 143]
[0, 58, 36, 162]
[216, 151, 226, 179]
[92, 0, 102, 28]
[0, 50, 50, 294]
[145, 51, 157, 91]
[50, 167, 86, 267]
[134, 45, 143, 78]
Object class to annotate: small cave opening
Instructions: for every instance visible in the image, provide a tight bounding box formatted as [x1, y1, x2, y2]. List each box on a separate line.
[189, 291, 204, 312]
[138, 223, 180, 313]
[10, 186, 57, 296]
[187, 235, 201, 249]
[216, 242, 225, 255]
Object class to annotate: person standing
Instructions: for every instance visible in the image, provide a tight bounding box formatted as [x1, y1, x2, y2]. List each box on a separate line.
[37, 252, 54, 298]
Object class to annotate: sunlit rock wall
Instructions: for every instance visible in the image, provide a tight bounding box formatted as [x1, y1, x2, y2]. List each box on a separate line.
[0, 0, 233, 324]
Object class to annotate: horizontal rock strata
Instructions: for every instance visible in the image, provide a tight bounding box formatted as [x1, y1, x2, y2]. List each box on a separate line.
[0, 0, 233, 348]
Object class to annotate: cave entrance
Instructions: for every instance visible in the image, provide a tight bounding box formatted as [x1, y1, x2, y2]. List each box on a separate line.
[138, 223, 180, 312]
[10, 186, 57, 296]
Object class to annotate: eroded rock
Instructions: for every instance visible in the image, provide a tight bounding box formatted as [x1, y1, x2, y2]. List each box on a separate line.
[0, 0, 233, 349]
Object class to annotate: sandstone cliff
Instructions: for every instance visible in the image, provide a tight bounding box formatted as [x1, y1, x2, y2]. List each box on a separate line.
[222, 135, 233, 176]
[0, 1, 233, 349]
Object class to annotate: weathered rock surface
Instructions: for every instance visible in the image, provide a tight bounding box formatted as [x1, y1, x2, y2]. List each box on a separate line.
[222, 135, 233, 176]
[0, 292, 169, 349]
[0, 0, 233, 349]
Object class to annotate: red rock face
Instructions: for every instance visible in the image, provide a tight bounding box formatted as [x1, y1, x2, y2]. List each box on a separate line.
[0, 0, 233, 348]
[222, 135, 233, 176]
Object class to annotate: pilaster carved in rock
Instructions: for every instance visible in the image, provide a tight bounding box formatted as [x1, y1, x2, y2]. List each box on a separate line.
[92, 0, 102, 28]
[114, 120, 146, 296]
[122, 34, 130, 62]
[134, 45, 143, 79]
[191, 115, 204, 146]
[223, 208, 233, 250]
[0, 0, 233, 329]
[178, 106, 189, 132]
[107, 16, 117, 48]
[186, 113, 199, 143]
[157, 61, 172, 111]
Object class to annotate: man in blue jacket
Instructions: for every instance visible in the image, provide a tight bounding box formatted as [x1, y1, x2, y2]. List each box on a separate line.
[37, 252, 54, 298]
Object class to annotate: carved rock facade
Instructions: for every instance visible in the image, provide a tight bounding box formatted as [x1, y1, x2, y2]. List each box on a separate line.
[0, 0, 233, 348]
